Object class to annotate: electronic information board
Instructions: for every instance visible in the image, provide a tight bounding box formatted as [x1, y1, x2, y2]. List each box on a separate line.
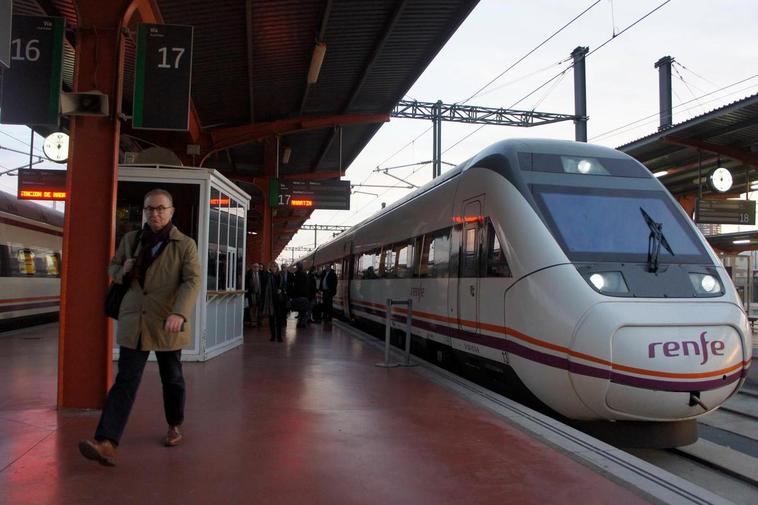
[696, 199, 756, 225]
[17, 168, 67, 201]
[269, 179, 350, 210]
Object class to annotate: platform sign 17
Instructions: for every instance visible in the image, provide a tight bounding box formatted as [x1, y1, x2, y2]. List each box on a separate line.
[0, 0, 11, 69]
[0, 15, 64, 125]
[133, 23, 193, 131]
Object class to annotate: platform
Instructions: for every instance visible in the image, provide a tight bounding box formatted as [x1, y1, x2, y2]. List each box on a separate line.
[0, 319, 716, 505]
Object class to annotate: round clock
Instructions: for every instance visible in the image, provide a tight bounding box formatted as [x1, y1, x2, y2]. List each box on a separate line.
[43, 132, 70, 163]
[709, 167, 733, 193]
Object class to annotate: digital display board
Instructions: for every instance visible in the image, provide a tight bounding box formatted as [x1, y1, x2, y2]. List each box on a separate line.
[133, 23, 194, 131]
[270, 179, 350, 210]
[17, 168, 67, 201]
[696, 199, 756, 225]
[0, 15, 64, 125]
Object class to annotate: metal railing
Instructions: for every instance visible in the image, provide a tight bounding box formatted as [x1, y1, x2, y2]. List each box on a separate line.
[376, 298, 417, 368]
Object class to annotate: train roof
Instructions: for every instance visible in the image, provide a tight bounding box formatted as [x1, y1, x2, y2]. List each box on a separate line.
[304, 138, 631, 259]
[0, 190, 64, 228]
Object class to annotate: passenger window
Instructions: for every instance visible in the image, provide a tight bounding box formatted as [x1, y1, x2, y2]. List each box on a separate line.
[461, 225, 480, 278]
[419, 228, 450, 278]
[396, 240, 414, 278]
[485, 220, 511, 277]
[47, 253, 61, 277]
[381, 247, 397, 278]
[17, 249, 36, 275]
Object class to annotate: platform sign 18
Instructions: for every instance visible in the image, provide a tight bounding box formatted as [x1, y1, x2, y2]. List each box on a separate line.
[133, 23, 193, 131]
[696, 199, 756, 225]
[0, 15, 64, 125]
[273, 179, 351, 210]
[0, 0, 11, 69]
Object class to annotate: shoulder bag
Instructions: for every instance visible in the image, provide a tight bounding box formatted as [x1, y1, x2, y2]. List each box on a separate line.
[104, 231, 141, 319]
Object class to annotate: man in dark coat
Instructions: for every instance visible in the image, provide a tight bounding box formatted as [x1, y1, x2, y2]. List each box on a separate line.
[319, 264, 338, 324]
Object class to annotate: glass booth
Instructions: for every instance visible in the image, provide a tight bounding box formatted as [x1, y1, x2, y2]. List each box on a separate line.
[114, 165, 250, 361]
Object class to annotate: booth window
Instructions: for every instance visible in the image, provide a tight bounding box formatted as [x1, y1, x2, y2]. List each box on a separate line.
[208, 188, 220, 290]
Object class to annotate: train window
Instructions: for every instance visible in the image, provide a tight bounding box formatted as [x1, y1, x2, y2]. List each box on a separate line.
[419, 228, 450, 278]
[485, 220, 511, 277]
[381, 247, 397, 278]
[527, 153, 649, 178]
[359, 250, 380, 279]
[396, 241, 414, 279]
[46, 253, 61, 276]
[17, 249, 36, 275]
[462, 225, 481, 278]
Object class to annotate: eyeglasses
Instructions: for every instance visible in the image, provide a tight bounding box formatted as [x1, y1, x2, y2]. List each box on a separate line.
[143, 205, 172, 214]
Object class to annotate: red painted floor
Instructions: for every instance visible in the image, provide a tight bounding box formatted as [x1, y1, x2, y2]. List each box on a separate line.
[0, 320, 651, 505]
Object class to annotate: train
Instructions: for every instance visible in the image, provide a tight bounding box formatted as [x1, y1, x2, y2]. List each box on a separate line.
[300, 138, 752, 447]
[0, 191, 63, 331]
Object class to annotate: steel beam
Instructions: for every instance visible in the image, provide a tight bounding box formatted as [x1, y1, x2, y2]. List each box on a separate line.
[391, 100, 577, 126]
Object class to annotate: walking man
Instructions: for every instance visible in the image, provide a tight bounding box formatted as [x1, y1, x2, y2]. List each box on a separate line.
[79, 189, 201, 466]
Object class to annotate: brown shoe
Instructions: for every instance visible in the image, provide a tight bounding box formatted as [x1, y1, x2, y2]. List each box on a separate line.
[165, 425, 183, 447]
[78, 439, 117, 467]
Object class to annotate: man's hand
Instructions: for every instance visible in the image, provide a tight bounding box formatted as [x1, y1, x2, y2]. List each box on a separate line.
[165, 314, 184, 333]
[123, 258, 136, 274]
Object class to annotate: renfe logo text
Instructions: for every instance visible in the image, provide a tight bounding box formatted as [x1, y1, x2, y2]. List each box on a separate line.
[648, 331, 725, 365]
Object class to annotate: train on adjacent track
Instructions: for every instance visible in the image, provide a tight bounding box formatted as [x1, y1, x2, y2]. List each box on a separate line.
[300, 138, 752, 447]
[0, 191, 63, 331]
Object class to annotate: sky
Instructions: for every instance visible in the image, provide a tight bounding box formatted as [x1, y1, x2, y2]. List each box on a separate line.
[1, 0, 757, 262]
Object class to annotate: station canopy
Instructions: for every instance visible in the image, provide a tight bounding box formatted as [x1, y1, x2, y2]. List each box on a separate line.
[618, 92, 758, 252]
[8, 0, 479, 257]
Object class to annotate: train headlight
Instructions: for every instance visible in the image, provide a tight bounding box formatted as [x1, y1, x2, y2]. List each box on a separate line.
[586, 271, 629, 295]
[689, 273, 722, 296]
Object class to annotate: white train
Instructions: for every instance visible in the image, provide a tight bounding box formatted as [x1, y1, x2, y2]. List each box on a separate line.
[0, 191, 63, 330]
[302, 138, 752, 446]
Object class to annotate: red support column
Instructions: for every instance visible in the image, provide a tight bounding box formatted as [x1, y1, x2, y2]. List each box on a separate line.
[57, 1, 128, 408]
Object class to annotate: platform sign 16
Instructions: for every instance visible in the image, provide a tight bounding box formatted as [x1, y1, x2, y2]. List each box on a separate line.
[0, 15, 64, 125]
[133, 23, 193, 131]
[0, 0, 11, 69]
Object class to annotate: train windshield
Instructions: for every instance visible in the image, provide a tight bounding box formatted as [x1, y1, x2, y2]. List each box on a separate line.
[533, 186, 709, 263]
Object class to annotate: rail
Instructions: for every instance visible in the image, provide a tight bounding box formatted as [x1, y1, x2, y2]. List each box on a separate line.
[376, 298, 417, 368]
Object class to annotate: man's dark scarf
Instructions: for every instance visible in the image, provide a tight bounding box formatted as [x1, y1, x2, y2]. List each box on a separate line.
[131, 222, 174, 287]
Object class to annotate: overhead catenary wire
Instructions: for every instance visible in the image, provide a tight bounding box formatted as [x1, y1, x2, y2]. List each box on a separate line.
[589, 73, 758, 142]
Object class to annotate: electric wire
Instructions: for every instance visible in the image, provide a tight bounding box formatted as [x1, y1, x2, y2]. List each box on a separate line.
[460, 0, 603, 105]
[589, 74, 758, 142]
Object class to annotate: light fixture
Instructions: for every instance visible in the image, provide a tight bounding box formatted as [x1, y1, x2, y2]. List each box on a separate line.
[732, 239, 751, 244]
[307, 41, 327, 84]
[282, 146, 292, 164]
[653, 170, 669, 178]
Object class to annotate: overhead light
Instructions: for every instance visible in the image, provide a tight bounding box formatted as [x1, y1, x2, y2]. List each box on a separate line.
[750, 180, 758, 187]
[282, 146, 292, 164]
[653, 170, 669, 178]
[732, 239, 751, 244]
[307, 41, 327, 84]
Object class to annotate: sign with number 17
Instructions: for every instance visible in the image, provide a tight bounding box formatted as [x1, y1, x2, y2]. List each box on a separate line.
[133, 23, 194, 131]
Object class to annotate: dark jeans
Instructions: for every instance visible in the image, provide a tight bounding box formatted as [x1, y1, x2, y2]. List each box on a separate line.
[322, 294, 334, 321]
[269, 315, 283, 341]
[95, 346, 185, 445]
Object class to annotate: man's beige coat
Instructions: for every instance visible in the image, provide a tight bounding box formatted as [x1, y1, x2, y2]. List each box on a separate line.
[109, 227, 201, 351]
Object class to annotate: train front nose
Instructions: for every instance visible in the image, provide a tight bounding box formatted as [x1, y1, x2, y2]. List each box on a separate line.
[569, 301, 749, 421]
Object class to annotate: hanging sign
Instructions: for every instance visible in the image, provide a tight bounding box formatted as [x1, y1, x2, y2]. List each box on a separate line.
[0, 15, 64, 125]
[0, 0, 11, 69]
[695, 199, 756, 225]
[17, 168, 67, 201]
[275, 180, 351, 210]
[133, 23, 194, 130]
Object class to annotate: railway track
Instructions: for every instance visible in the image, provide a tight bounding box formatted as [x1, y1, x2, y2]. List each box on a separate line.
[627, 370, 758, 505]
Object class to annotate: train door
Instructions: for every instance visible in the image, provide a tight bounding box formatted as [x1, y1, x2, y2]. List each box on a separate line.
[342, 240, 353, 318]
[457, 197, 483, 334]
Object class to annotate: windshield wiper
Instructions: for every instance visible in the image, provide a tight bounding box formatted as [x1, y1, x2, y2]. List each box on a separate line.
[640, 207, 674, 272]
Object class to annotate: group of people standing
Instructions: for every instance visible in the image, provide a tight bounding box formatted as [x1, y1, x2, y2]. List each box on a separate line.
[244, 261, 337, 342]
